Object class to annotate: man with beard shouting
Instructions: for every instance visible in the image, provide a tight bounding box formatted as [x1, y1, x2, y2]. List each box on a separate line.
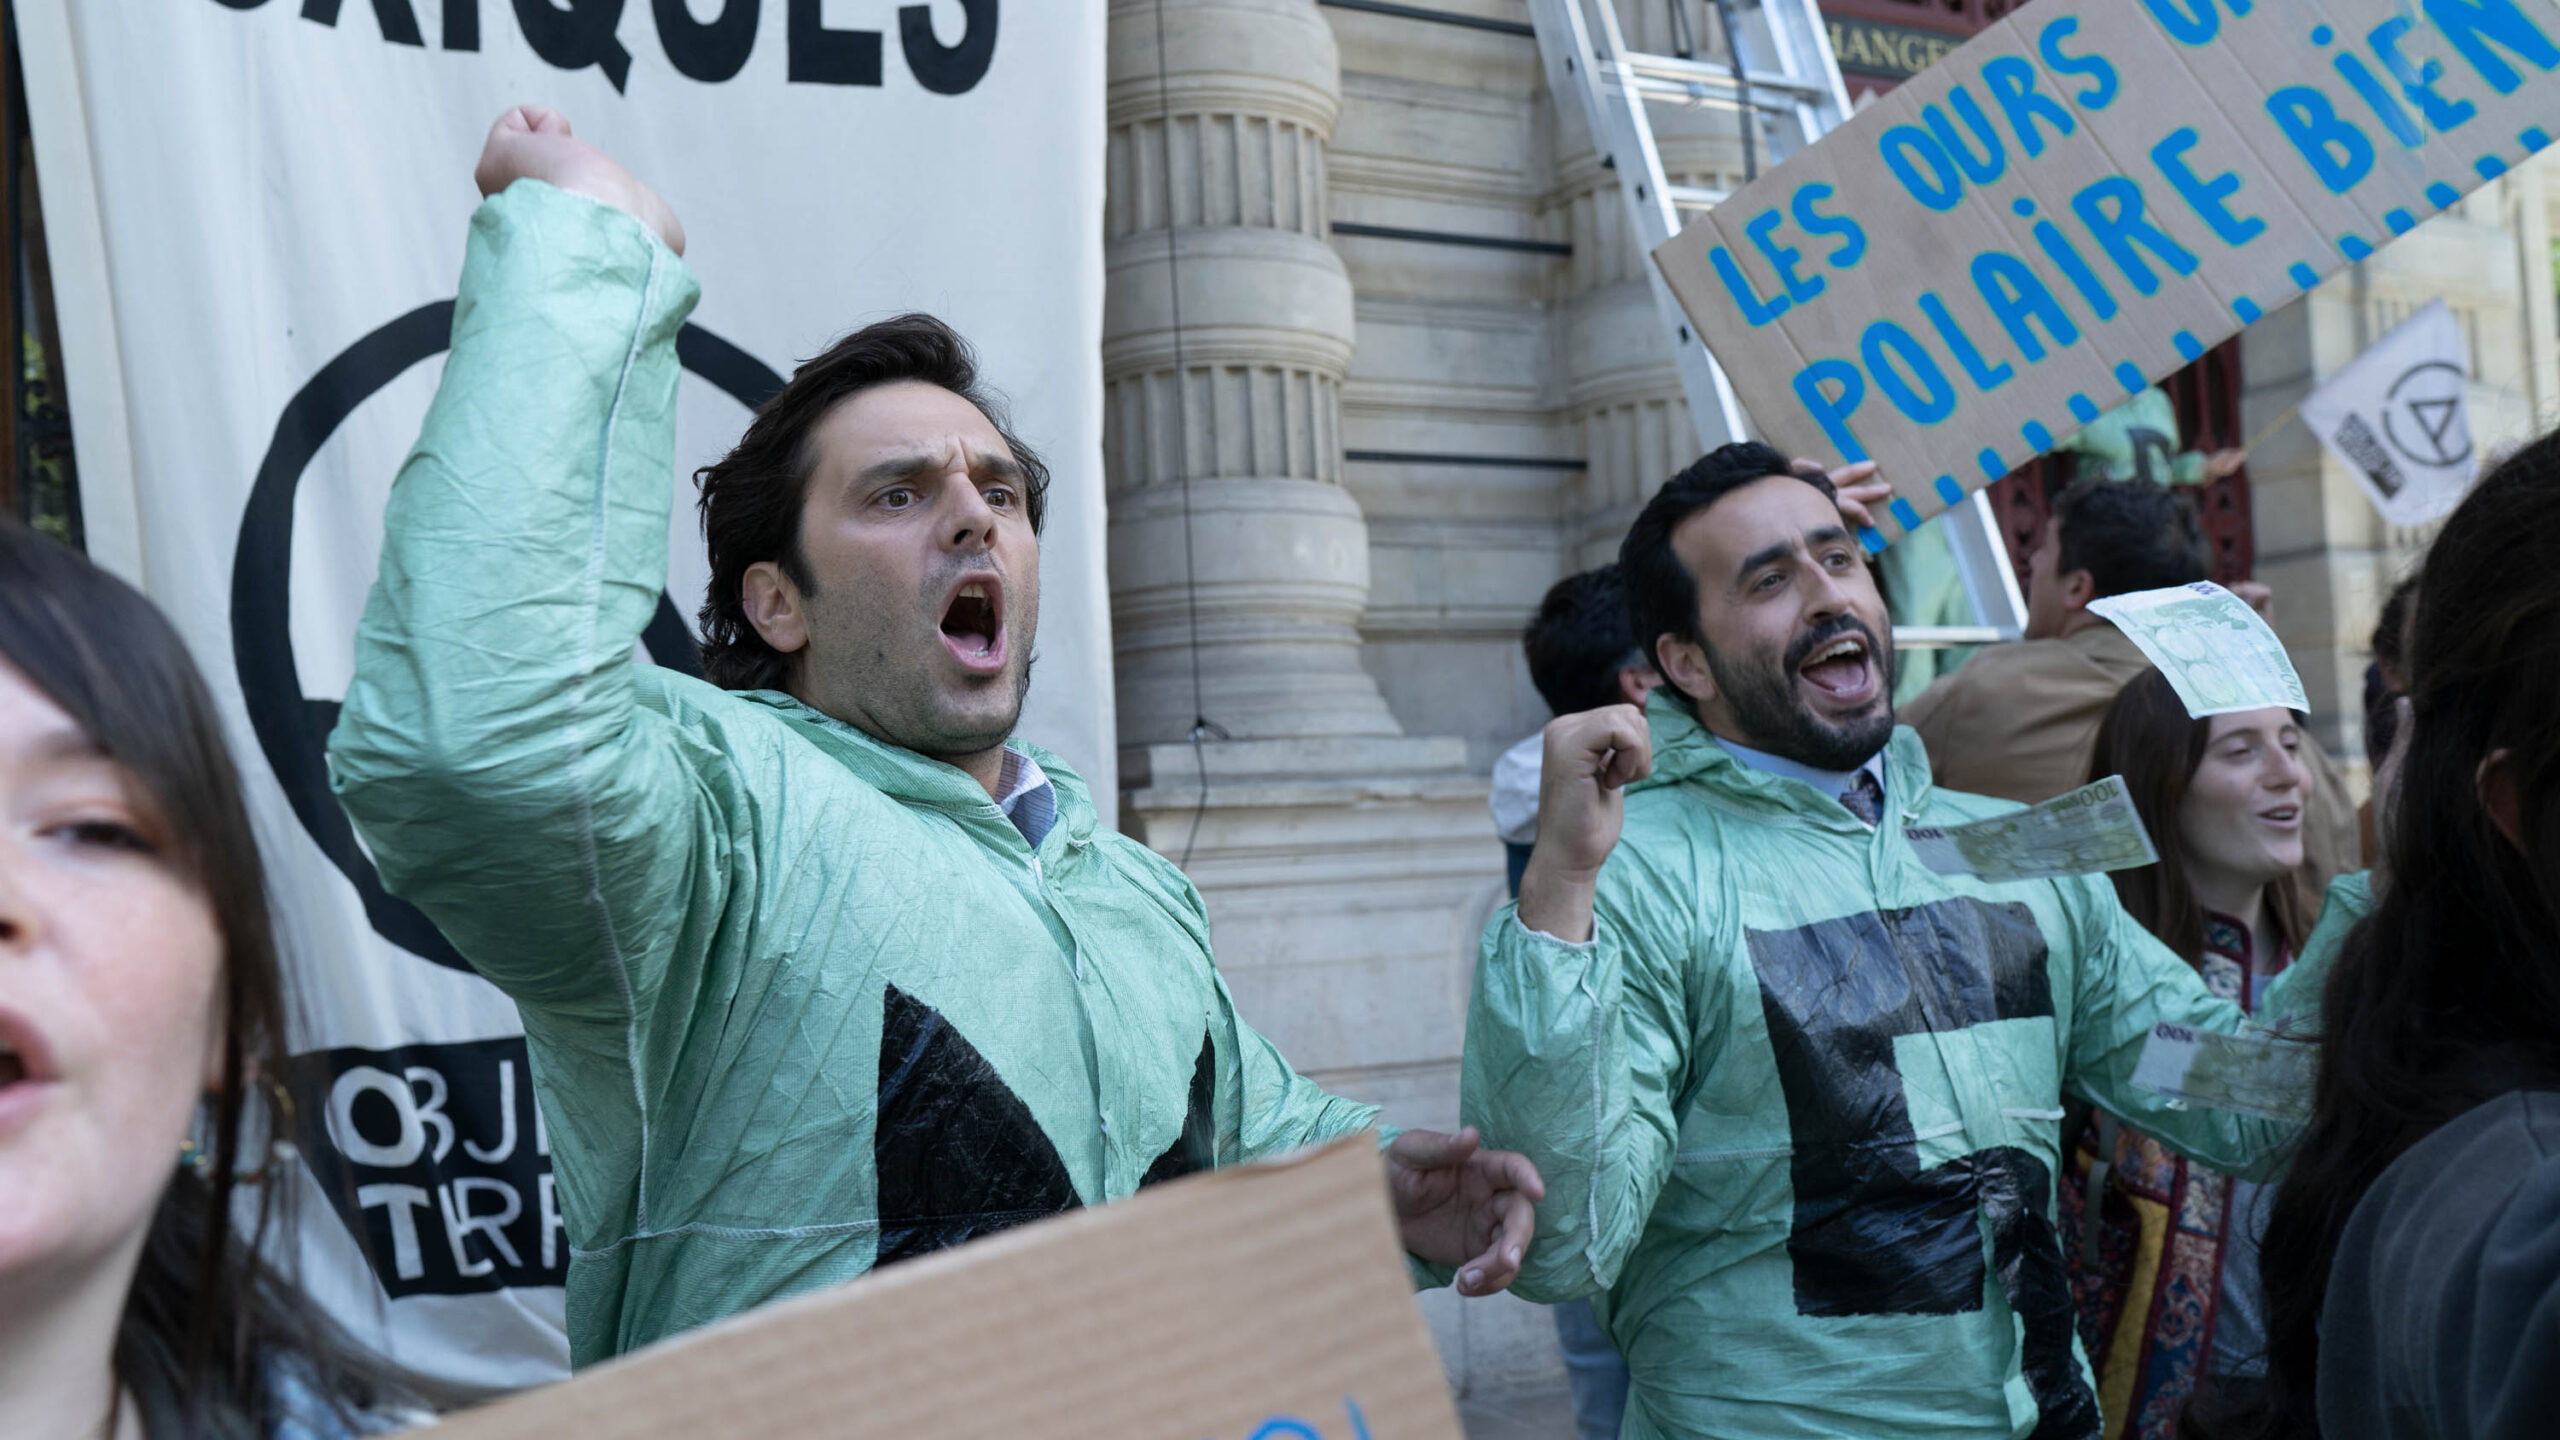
[329, 108, 1540, 1365]
[1460, 444, 2325, 1440]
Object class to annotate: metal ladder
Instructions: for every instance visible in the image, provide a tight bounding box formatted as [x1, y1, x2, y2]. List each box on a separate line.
[1526, 0, 2026, 644]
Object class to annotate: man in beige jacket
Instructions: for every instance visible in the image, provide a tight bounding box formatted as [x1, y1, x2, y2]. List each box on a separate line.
[1903, 478, 2361, 886]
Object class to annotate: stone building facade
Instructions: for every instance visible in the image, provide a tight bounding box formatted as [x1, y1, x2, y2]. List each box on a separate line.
[1101, 0, 2560, 1400]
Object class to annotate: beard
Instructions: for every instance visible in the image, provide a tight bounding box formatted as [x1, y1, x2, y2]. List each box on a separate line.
[1703, 614, 1896, 771]
[797, 564, 1038, 763]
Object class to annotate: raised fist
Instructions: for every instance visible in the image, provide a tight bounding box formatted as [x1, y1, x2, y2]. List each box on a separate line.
[474, 106, 685, 256]
[1515, 703, 1653, 943]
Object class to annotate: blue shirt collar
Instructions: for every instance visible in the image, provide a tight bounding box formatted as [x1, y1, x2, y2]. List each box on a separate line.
[993, 747, 1057, 849]
[1712, 735, 1887, 805]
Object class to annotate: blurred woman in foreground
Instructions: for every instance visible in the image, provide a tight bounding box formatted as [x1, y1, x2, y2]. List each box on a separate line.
[0, 521, 398, 1438]
[2239, 432, 2560, 1440]
[2061, 672, 2313, 1436]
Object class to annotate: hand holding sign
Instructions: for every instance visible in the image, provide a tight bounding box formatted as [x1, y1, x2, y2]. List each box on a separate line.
[475, 106, 686, 257]
[1810, 458, 1892, 531]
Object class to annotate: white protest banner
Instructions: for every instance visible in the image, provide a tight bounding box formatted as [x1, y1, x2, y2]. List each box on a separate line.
[19, 0, 1103, 1397]
[1654, 0, 2560, 551]
[2298, 297, 2477, 524]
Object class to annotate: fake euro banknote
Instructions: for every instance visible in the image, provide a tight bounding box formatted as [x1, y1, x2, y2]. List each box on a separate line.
[1905, 776, 2159, 882]
[2130, 1022, 2317, 1124]
[2085, 582, 2310, 718]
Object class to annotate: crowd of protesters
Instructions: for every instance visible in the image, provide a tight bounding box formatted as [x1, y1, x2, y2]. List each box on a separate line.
[3, 108, 2554, 1440]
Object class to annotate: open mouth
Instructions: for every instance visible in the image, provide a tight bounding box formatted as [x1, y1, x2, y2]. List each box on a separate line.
[937, 575, 1007, 674]
[0, 1007, 57, 1120]
[2258, 803, 2303, 829]
[1795, 630, 1879, 703]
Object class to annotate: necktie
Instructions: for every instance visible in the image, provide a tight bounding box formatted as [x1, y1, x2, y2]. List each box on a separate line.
[1838, 769, 1885, 827]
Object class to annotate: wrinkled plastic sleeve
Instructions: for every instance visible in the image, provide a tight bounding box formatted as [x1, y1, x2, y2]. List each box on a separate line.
[1463, 868, 1688, 1303]
[328, 180, 719, 1024]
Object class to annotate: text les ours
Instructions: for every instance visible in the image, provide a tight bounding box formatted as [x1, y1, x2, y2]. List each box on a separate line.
[213, 0, 998, 96]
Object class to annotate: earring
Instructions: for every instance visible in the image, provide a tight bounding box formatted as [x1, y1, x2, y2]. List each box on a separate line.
[263, 1073, 302, 1171]
[181, 1092, 216, 1177]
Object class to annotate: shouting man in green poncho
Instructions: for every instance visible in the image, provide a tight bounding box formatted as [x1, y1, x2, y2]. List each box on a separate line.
[329, 108, 1541, 1365]
[1462, 443, 2323, 1440]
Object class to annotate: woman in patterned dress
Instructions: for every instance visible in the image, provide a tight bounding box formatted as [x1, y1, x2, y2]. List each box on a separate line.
[2058, 668, 2317, 1440]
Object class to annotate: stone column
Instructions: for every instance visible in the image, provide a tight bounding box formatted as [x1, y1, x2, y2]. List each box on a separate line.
[1103, 0, 1498, 1136]
[1103, 0, 1399, 743]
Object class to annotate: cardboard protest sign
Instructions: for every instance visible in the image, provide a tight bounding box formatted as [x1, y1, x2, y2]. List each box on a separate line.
[2298, 298, 2477, 524]
[1654, 0, 2560, 551]
[423, 1135, 1459, 1440]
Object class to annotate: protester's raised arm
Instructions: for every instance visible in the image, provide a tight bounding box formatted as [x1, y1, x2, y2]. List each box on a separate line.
[1515, 705, 1650, 943]
[328, 117, 715, 1016]
[474, 105, 684, 254]
[1463, 851, 1689, 1302]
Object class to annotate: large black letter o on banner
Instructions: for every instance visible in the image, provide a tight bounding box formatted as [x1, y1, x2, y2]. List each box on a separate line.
[231, 300, 783, 974]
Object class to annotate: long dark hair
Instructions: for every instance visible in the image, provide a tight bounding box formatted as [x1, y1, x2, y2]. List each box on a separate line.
[2236, 435, 2560, 1438]
[0, 520, 395, 1436]
[2088, 668, 2310, 965]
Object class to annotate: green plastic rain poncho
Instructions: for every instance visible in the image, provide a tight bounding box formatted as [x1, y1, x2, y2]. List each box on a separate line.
[2053, 386, 2215, 487]
[1462, 691, 2325, 1440]
[328, 182, 1377, 1365]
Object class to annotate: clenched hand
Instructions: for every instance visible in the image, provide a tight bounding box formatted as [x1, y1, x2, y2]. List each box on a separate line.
[1516, 704, 1652, 944]
[473, 106, 686, 256]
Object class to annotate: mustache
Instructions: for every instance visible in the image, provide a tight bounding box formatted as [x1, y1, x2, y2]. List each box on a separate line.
[921, 555, 1003, 601]
[1783, 614, 1880, 672]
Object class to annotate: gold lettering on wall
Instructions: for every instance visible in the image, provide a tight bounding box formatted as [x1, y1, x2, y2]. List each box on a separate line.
[1823, 16, 1959, 81]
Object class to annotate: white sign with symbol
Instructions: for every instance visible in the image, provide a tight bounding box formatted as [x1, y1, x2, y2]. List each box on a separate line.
[2298, 300, 2475, 527]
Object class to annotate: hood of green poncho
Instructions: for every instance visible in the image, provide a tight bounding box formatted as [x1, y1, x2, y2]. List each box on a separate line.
[730, 688, 1099, 854]
[1627, 686, 1938, 831]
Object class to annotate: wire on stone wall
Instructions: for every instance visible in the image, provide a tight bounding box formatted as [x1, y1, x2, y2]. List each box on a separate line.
[1149, 0, 1229, 872]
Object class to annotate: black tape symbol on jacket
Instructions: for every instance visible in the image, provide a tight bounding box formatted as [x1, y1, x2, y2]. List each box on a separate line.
[1748, 898, 2100, 1440]
[873, 984, 1214, 1266]
[1141, 1035, 1219, 1187]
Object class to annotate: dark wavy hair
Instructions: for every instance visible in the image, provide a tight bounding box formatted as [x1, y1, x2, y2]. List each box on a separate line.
[0, 521, 399, 1436]
[2052, 476, 2209, 599]
[693, 313, 1049, 691]
[1619, 441, 1833, 705]
[2360, 572, 2419, 771]
[2088, 667, 2310, 964]
[2212, 433, 2560, 1439]
[1523, 566, 1647, 717]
